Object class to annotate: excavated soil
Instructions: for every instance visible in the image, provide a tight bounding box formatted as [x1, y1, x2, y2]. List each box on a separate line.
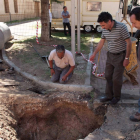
[0, 62, 105, 140]
[1, 91, 105, 140]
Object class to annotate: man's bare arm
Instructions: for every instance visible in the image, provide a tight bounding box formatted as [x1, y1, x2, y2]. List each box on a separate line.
[62, 15, 70, 18]
[49, 60, 55, 76]
[62, 66, 75, 81]
[123, 38, 132, 67]
[125, 38, 132, 58]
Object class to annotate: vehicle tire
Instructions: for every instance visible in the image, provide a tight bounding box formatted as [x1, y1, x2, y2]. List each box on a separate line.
[84, 25, 92, 32]
[96, 25, 102, 33]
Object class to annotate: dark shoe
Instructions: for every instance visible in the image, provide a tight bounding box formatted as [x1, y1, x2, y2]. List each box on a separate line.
[130, 112, 140, 122]
[108, 98, 120, 105]
[0, 68, 5, 71]
[100, 96, 113, 102]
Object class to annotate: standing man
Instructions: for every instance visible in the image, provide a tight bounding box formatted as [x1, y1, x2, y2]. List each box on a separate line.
[61, 6, 71, 36]
[90, 12, 131, 105]
[49, 4, 52, 38]
[48, 45, 75, 84]
[129, 7, 140, 122]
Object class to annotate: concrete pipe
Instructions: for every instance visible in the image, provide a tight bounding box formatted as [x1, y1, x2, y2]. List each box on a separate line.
[0, 22, 11, 50]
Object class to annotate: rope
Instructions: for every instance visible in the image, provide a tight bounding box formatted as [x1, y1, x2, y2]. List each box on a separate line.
[75, 52, 105, 77]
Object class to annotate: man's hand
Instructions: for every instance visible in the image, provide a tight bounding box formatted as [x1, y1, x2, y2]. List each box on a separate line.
[90, 53, 96, 62]
[123, 59, 129, 67]
[62, 75, 67, 81]
[51, 69, 55, 76]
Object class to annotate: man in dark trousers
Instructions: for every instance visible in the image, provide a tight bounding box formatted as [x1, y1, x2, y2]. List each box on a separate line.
[129, 7, 140, 122]
[90, 12, 131, 105]
[61, 6, 71, 36]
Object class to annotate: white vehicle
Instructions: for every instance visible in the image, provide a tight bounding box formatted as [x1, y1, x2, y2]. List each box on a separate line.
[51, 0, 120, 32]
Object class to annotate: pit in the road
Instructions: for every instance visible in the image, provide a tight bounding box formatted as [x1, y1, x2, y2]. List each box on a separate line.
[6, 91, 106, 140]
[0, 86, 106, 140]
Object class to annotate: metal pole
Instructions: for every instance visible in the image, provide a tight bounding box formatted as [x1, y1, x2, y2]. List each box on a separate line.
[123, 0, 128, 20]
[77, 0, 80, 52]
[71, 0, 75, 59]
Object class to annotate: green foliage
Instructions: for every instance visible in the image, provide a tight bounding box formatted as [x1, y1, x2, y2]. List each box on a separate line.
[93, 33, 101, 43]
[90, 91, 94, 99]
[89, 91, 95, 103]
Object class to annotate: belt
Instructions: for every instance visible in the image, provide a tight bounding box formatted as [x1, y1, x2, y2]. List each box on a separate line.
[109, 50, 126, 55]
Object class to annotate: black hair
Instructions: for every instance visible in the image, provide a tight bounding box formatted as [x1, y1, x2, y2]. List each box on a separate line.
[129, 7, 140, 21]
[97, 12, 113, 23]
[63, 6, 66, 9]
[56, 45, 65, 52]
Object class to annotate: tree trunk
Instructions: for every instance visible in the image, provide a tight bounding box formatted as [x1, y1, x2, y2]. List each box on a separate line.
[40, 0, 50, 42]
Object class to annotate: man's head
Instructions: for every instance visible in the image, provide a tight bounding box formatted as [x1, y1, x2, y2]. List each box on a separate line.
[56, 45, 65, 59]
[97, 12, 113, 30]
[63, 6, 67, 12]
[129, 7, 140, 29]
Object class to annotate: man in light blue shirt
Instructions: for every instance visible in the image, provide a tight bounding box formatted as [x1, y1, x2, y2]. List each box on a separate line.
[61, 6, 71, 36]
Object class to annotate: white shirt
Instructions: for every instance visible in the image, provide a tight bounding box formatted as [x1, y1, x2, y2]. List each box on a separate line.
[48, 49, 75, 68]
[49, 9, 52, 22]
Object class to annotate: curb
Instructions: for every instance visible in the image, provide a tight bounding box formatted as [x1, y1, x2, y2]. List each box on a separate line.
[2, 47, 93, 92]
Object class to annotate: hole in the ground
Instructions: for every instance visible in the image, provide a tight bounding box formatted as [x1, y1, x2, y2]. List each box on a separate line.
[28, 87, 46, 95]
[12, 98, 105, 140]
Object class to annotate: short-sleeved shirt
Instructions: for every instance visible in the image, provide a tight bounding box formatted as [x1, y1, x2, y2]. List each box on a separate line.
[61, 11, 69, 23]
[101, 20, 130, 53]
[48, 49, 75, 68]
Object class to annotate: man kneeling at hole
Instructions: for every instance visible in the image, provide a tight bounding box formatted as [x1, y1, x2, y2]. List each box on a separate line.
[48, 45, 75, 84]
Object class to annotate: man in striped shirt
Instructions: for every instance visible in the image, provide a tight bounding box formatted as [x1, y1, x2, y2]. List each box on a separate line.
[90, 12, 131, 105]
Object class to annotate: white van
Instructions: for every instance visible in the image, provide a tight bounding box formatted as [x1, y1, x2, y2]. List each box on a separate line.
[51, 0, 120, 32]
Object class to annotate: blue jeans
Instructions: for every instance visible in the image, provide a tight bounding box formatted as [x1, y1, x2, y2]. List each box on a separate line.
[138, 98, 140, 113]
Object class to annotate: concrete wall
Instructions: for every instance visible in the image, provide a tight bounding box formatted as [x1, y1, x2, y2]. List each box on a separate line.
[0, 0, 41, 22]
[0, 0, 6, 14]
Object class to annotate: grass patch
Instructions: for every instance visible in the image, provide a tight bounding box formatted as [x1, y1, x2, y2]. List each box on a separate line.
[12, 36, 38, 44]
[11, 31, 101, 54]
[93, 33, 101, 43]
[89, 91, 95, 103]
[52, 32, 93, 53]
[17, 53, 39, 64]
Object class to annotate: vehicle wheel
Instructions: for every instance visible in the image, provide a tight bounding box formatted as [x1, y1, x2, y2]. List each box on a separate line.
[84, 25, 92, 32]
[96, 25, 102, 33]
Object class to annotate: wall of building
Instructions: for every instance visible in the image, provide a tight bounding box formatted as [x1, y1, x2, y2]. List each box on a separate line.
[0, 0, 41, 22]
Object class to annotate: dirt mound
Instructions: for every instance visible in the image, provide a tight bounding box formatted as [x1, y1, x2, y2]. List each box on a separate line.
[0, 91, 105, 140]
